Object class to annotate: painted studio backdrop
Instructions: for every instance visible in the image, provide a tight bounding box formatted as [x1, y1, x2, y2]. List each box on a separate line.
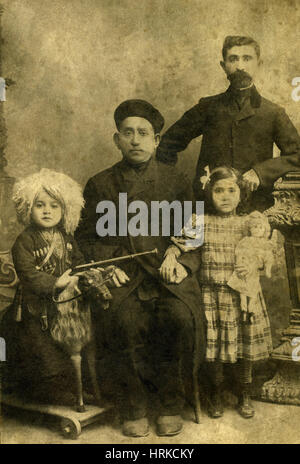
[1, 0, 300, 343]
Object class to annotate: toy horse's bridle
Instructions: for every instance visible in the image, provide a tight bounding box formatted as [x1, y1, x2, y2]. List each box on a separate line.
[52, 274, 114, 304]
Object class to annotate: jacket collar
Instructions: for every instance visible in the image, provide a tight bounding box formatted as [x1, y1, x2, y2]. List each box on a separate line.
[223, 85, 261, 121]
[223, 84, 261, 108]
[114, 155, 157, 199]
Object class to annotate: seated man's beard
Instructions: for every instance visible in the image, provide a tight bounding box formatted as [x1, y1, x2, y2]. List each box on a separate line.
[228, 70, 252, 89]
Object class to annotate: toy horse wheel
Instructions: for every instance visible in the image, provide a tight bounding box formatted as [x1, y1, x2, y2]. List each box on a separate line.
[60, 418, 81, 439]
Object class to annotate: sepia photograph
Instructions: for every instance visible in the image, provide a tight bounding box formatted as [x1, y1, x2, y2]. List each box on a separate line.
[0, 0, 300, 447]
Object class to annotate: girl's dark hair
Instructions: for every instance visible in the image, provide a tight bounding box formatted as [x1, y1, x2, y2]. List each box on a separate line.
[203, 166, 249, 214]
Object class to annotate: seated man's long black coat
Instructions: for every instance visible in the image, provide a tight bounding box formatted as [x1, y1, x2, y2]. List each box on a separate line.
[75, 156, 205, 359]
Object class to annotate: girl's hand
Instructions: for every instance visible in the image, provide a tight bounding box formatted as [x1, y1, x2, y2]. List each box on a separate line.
[235, 264, 249, 279]
[55, 269, 79, 291]
[265, 262, 272, 279]
[171, 237, 199, 253]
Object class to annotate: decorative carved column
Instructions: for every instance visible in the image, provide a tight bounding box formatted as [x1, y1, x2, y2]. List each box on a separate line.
[261, 172, 300, 405]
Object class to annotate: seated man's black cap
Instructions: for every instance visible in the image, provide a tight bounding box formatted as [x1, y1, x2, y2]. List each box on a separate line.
[114, 99, 164, 133]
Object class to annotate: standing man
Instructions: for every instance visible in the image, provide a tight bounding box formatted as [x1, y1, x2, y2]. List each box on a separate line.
[157, 35, 300, 210]
[75, 100, 205, 437]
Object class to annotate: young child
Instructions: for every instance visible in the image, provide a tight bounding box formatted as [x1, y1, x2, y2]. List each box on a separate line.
[3, 168, 88, 404]
[170, 167, 273, 419]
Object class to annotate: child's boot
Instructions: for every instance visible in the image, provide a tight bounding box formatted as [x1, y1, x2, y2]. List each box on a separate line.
[237, 384, 254, 418]
[208, 385, 224, 418]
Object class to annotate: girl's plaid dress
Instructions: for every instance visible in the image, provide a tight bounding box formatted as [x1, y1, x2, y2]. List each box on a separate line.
[199, 214, 272, 363]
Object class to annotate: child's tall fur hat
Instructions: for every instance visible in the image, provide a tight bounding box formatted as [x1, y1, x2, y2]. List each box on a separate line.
[12, 168, 84, 234]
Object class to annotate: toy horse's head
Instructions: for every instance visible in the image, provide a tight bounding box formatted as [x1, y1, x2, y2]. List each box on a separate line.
[78, 268, 113, 310]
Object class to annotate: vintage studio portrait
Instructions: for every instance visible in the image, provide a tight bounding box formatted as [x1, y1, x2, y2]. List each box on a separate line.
[0, 0, 300, 445]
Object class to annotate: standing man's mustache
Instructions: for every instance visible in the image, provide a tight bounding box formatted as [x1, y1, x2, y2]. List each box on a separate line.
[228, 70, 252, 88]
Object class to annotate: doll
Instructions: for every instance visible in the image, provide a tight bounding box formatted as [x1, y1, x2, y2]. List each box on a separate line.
[227, 211, 273, 323]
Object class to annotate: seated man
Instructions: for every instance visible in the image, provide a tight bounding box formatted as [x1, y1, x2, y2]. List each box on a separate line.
[75, 99, 205, 437]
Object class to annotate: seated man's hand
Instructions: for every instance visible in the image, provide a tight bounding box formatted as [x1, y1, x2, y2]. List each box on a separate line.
[159, 254, 178, 283]
[104, 265, 130, 288]
[159, 255, 188, 284]
[173, 262, 188, 284]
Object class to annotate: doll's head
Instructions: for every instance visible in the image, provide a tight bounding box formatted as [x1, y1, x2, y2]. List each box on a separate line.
[13, 168, 84, 234]
[204, 166, 247, 214]
[245, 211, 271, 239]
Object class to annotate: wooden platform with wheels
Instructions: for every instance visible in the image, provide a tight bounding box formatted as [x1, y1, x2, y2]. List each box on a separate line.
[1, 392, 111, 439]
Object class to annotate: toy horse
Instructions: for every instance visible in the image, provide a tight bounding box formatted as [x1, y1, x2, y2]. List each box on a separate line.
[51, 268, 112, 412]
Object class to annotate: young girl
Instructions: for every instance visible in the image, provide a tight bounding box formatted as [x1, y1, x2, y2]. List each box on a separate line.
[169, 167, 273, 419]
[2, 168, 88, 405]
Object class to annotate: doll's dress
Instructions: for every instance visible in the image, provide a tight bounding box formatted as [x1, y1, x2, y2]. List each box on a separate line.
[228, 237, 273, 322]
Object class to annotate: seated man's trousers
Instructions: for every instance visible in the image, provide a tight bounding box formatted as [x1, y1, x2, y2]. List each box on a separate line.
[108, 288, 194, 421]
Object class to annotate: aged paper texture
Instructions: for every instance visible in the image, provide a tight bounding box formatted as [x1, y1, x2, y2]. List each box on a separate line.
[0, 0, 300, 445]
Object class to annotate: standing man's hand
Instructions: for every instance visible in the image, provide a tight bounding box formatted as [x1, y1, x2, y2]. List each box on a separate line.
[242, 169, 260, 192]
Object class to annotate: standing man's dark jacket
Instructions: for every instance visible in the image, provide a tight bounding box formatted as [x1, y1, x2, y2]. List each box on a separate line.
[157, 86, 300, 209]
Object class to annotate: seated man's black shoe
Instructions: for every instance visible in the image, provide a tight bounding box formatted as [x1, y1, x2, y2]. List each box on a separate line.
[208, 388, 224, 419]
[122, 417, 150, 437]
[156, 415, 183, 436]
[237, 391, 255, 419]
